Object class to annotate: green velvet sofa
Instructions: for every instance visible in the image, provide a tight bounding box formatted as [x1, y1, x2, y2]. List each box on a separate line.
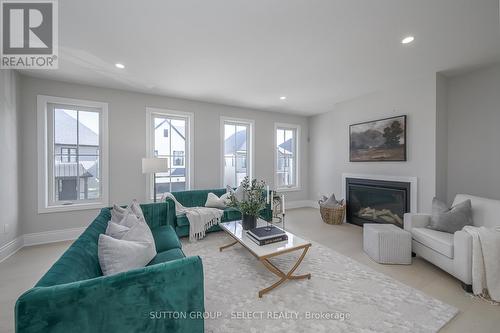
[165, 188, 272, 237]
[15, 202, 204, 333]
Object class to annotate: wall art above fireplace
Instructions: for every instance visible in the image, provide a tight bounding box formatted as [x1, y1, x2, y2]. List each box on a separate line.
[349, 115, 407, 162]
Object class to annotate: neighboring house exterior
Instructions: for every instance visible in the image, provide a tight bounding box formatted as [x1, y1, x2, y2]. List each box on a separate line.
[223, 129, 248, 187]
[153, 118, 187, 192]
[54, 111, 99, 201]
[277, 138, 294, 187]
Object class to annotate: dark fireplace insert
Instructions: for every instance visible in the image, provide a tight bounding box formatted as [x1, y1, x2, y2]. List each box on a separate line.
[346, 178, 410, 228]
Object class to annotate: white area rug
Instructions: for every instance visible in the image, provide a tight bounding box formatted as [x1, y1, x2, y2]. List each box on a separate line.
[182, 233, 458, 333]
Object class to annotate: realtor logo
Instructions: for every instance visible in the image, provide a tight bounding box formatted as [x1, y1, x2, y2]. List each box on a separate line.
[1, 0, 58, 68]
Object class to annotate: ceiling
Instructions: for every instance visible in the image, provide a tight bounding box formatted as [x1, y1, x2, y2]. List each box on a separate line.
[20, 0, 500, 115]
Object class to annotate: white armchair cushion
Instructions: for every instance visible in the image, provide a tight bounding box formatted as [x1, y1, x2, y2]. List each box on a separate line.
[403, 213, 431, 231]
[411, 227, 454, 258]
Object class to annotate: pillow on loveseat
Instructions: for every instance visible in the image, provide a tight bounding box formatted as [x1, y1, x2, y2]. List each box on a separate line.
[427, 197, 473, 233]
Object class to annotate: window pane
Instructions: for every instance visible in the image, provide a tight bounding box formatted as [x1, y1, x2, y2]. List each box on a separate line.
[78, 111, 100, 200]
[52, 108, 101, 202]
[54, 109, 78, 201]
[223, 122, 249, 187]
[276, 127, 296, 188]
[153, 116, 188, 198]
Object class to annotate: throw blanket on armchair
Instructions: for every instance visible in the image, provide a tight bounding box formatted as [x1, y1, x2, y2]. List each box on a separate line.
[163, 193, 224, 241]
[463, 226, 500, 302]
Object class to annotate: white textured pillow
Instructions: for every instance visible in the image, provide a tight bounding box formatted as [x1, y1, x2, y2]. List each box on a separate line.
[110, 200, 144, 222]
[205, 192, 228, 209]
[129, 199, 145, 220]
[98, 234, 156, 276]
[105, 221, 130, 239]
[122, 219, 156, 252]
[110, 204, 128, 222]
[226, 185, 245, 202]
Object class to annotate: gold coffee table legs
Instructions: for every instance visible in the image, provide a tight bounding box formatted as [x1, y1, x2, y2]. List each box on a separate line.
[219, 240, 238, 252]
[258, 245, 311, 298]
[219, 240, 311, 297]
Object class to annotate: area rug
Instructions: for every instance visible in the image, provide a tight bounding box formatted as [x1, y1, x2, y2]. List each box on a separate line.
[182, 233, 458, 333]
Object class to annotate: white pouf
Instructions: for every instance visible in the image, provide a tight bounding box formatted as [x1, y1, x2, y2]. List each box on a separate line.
[363, 223, 412, 264]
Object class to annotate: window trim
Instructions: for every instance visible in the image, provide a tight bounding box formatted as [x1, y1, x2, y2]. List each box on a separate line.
[220, 116, 255, 187]
[145, 107, 194, 200]
[274, 122, 301, 192]
[37, 95, 109, 213]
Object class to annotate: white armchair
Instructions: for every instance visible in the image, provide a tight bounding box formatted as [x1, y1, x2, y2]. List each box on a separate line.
[404, 194, 500, 291]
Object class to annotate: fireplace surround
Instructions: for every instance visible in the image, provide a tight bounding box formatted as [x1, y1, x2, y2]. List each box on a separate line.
[346, 177, 411, 227]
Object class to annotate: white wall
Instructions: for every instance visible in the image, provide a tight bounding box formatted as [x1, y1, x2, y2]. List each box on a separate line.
[19, 75, 309, 234]
[0, 70, 20, 248]
[309, 75, 437, 213]
[447, 63, 500, 202]
[435, 73, 448, 202]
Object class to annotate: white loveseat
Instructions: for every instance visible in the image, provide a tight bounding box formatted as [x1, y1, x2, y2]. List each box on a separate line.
[404, 194, 500, 290]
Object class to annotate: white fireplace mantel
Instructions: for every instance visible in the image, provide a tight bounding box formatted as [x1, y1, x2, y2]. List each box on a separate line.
[341, 173, 418, 213]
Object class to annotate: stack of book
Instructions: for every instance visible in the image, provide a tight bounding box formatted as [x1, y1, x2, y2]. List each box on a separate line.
[246, 226, 288, 246]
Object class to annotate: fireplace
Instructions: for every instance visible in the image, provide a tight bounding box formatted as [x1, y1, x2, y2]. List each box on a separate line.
[346, 178, 410, 228]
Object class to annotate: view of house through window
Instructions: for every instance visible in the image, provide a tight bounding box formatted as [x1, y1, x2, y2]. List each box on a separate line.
[223, 120, 251, 188]
[276, 125, 298, 189]
[51, 104, 101, 202]
[152, 114, 189, 198]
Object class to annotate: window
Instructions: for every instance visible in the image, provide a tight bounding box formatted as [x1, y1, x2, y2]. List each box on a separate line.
[221, 117, 254, 188]
[37, 95, 109, 213]
[146, 108, 193, 200]
[60, 147, 77, 162]
[172, 151, 185, 166]
[275, 123, 300, 190]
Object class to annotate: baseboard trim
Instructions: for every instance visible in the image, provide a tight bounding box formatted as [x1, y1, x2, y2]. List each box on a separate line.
[23, 227, 86, 247]
[0, 227, 85, 263]
[287, 200, 319, 209]
[0, 237, 24, 263]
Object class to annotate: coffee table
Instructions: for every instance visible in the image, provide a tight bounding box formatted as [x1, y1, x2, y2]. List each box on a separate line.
[219, 219, 312, 298]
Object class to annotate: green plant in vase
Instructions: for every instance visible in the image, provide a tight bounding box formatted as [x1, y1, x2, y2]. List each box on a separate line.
[228, 176, 267, 230]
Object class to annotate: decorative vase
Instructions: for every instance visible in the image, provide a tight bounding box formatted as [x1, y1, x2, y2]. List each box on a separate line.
[242, 214, 257, 230]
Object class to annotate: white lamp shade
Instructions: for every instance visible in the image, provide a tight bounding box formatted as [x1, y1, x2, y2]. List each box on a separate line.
[142, 158, 169, 174]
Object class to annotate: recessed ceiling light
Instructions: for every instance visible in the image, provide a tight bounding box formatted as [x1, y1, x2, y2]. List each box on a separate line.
[280, 96, 287, 100]
[401, 36, 415, 44]
[115, 63, 125, 69]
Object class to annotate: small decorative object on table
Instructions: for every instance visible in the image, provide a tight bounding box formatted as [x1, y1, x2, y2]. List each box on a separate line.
[318, 193, 345, 225]
[228, 177, 267, 230]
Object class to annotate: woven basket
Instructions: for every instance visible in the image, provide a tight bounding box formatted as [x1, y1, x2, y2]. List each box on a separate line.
[320, 204, 346, 225]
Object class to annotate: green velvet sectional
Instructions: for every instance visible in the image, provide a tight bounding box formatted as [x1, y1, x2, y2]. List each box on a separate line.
[15, 202, 204, 333]
[165, 188, 273, 237]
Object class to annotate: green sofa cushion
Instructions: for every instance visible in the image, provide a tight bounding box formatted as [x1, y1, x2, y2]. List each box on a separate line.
[176, 214, 190, 227]
[172, 189, 226, 208]
[152, 225, 182, 252]
[148, 248, 185, 266]
[35, 209, 110, 287]
[223, 207, 242, 221]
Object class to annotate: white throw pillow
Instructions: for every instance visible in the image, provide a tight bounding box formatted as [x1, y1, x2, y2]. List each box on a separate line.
[205, 192, 228, 209]
[220, 192, 231, 206]
[226, 185, 246, 202]
[110, 204, 128, 222]
[122, 218, 156, 253]
[105, 221, 130, 239]
[129, 199, 145, 220]
[110, 200, 144, 222]
[98, 234, 156, 276]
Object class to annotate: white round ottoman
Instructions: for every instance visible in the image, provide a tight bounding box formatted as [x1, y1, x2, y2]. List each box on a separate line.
[363, 223, 412, 264]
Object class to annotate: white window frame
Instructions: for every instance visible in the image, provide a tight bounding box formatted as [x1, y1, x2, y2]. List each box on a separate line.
[146, 107, 194, 200]
[220, 117, 254, 187]
[274, 122, 301, 192]
[37, 95, 109, 213]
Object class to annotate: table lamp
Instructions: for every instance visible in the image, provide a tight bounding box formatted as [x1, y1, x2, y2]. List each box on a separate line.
[142, 157, 169, 202]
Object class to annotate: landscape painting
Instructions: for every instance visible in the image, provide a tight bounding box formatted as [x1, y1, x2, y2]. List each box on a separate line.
[349, 115, 407, 162]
